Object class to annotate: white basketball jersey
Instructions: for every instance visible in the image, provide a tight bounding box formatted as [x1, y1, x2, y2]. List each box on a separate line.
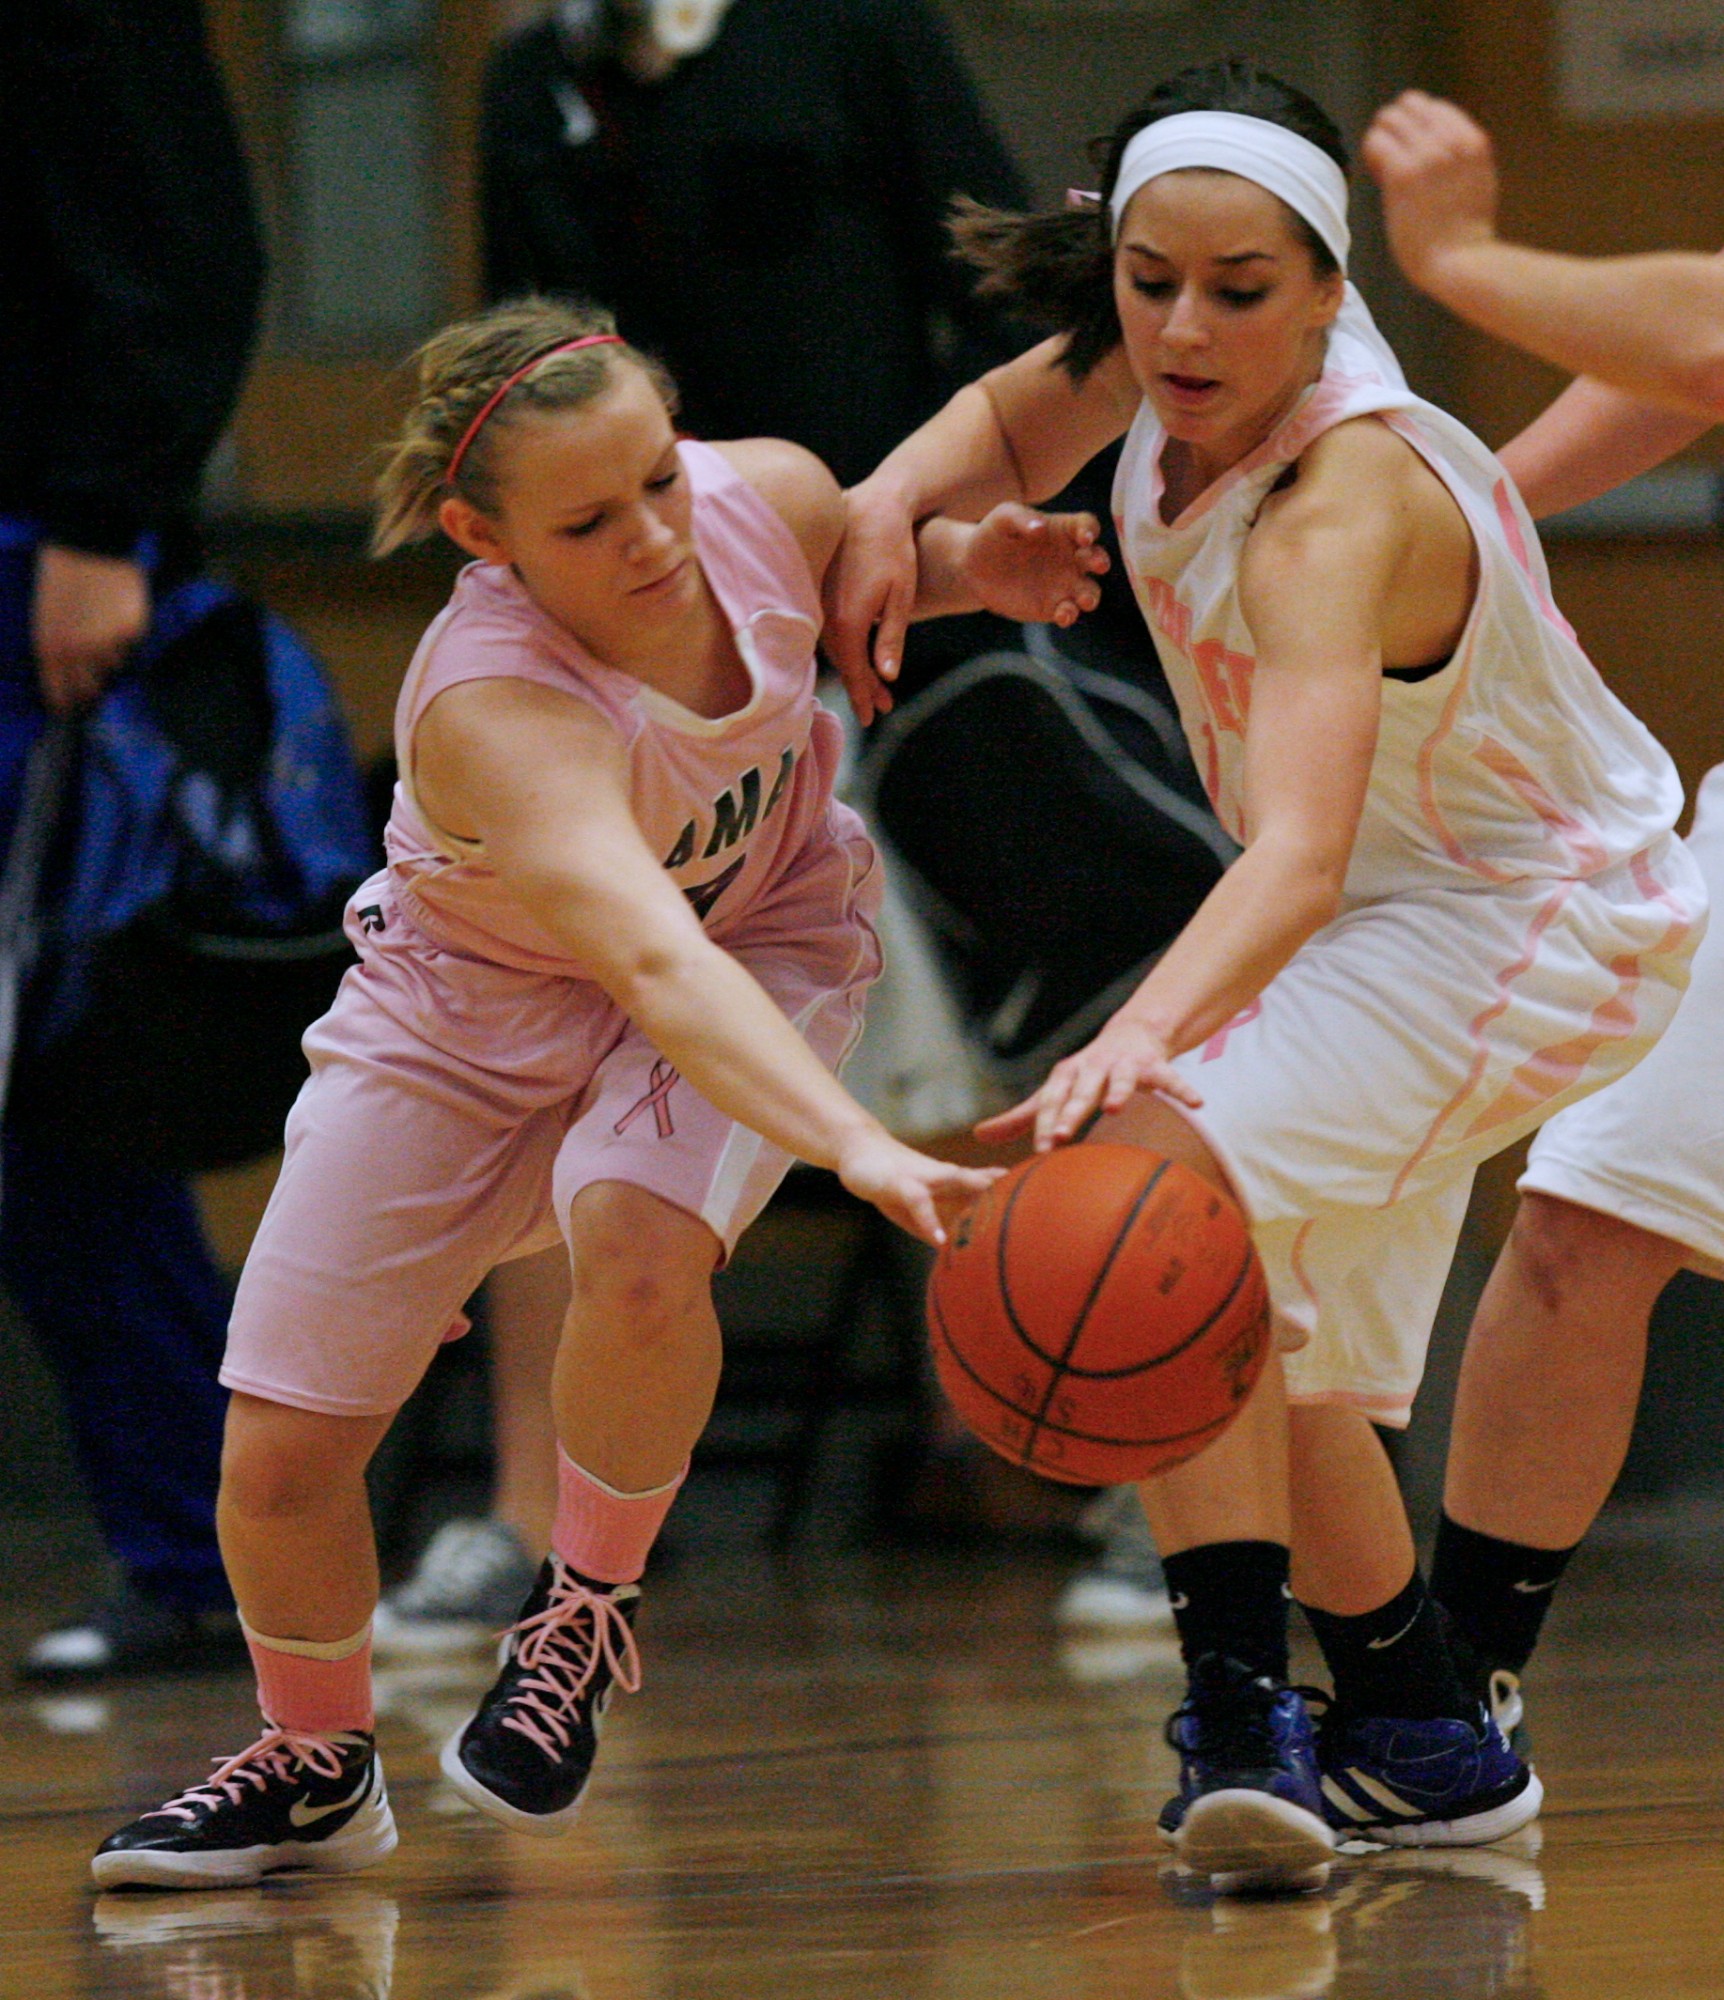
[1113, 323, 1684, 902]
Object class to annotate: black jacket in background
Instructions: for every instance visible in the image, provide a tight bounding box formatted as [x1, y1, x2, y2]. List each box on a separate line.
[0, 0, 265, 557]
[481, 0, 1031, 489]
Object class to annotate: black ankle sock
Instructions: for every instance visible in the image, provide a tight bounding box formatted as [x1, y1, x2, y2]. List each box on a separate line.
[1429, 1512, 1576, 1674]
[1162, 1541, 1290, 1683]
[1300, 1568, 1477, 1722]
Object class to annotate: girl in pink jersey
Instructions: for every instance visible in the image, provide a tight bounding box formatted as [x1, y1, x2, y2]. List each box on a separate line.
[830, 61, 1703, 1890]
[93, 299, 1103, 1889]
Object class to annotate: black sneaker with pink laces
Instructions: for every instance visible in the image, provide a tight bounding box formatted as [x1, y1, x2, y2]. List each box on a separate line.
[92, 1726, 396, 1888]
[440, 1556, 641, 1833]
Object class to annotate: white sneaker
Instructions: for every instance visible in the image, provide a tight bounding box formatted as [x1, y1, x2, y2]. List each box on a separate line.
[1488, 1666, 1525, 1740]
[1056, 1486, 1172, 1630]
[1055, 1569, 1175, 1630]
[372, 1520, 539, 1659]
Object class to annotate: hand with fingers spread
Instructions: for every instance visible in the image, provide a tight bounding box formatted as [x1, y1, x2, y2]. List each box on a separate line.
[32, 544, 149, 716]
[823, 477, 919, 726]
[959, 503, 1109, 628]
[974, 1015, 1202, 1155]
[834, 1127, 1004, 1246]
[1362, 91, 1500, 298]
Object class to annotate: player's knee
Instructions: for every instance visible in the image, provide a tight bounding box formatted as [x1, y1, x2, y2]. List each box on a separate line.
[219, 1396, 374, 1522]
[222, 1437, 337, 1523]
[1509, 1191, 1649, 1315]
[565, 1183, 717, 1336]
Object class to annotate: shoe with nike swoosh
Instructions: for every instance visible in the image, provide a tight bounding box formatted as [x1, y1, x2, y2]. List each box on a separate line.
[91, 1726, 396, 1888]
[441, 1556, 640, 1834]
[1315, 1700, 1540, 1846]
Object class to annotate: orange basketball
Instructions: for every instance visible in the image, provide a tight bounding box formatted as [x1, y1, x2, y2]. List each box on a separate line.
[927, 1143, 1270, 1486]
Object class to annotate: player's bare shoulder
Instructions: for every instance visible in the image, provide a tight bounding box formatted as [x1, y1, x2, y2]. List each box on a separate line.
[710, 438, 845, 587]
[1307, 417, 1465, 540]
[1240, 421, 1407, 615]
[1250, 416, 1467, 577]
[415, 672, 631, 840]
[1258, 418, 1417, 534]
[1246, 415, 1475, 662]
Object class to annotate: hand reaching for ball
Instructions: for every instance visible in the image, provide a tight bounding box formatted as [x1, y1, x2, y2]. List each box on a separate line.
[834, 1126, 1002, 1248]
[975, 1016, 1203, 1154]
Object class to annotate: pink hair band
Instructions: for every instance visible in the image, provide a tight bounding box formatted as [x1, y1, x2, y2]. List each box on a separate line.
[445, 334, 626, 486]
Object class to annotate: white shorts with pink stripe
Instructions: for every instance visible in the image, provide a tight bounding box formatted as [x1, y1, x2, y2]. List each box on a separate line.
[1163, 833, 1705, 1424]
[1520, 767, 1724, 1279]
[223, 840, 881, 1420]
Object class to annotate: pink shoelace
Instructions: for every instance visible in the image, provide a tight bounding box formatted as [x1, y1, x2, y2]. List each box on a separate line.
[147, 1722, 351, 1823]
[497, 1569, 642, 1762]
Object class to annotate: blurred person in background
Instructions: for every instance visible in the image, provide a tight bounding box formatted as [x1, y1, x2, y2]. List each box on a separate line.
[480, 0, 1031, 500]
[2, 0, 265, 1678]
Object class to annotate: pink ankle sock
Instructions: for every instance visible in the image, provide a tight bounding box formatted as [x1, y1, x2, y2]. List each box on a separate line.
[244, 1623, 374, 1735]
[553, 1450, 686, 1585]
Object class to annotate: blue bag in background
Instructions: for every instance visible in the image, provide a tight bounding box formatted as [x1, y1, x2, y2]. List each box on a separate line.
[11, 575, 377, 1172]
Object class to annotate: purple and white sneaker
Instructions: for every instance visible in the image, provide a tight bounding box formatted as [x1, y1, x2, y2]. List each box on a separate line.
[1159, 1653, 1335, 1892]
[1317, 1703, 1541, 1846]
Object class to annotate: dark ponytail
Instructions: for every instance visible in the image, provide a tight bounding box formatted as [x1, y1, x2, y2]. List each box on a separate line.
[951, 60, 1349, 383]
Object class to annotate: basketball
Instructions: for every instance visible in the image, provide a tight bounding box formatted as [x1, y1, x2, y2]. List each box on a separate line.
[927, 1143, 1270, 1486]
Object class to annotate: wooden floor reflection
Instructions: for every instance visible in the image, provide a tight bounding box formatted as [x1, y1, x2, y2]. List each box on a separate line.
[5, 1521, 1724, 1999]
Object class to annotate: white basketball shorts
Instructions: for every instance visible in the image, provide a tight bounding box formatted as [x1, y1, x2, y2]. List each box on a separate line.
[1163, 835, 1705, 1423]
[1520, 765, 1724, 1278]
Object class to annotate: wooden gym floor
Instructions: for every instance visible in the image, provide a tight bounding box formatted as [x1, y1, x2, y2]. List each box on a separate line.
[3, 1511, 1723, 2000]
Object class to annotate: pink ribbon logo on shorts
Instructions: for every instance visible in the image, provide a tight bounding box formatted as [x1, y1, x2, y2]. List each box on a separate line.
[614, 1059, 679, 1139]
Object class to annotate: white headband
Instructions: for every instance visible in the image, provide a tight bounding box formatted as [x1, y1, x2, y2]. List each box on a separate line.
[1108, 110, 1350, 273]
[1104, 108, 1407, 396]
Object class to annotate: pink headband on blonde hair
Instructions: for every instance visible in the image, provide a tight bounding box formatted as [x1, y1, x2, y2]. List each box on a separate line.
[445, 334, 625, 487]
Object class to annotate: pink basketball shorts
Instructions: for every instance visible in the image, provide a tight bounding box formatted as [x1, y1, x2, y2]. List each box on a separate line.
[222, 835, 881, 1418]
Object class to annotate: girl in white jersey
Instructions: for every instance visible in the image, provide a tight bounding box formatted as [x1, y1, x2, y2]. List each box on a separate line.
[1365, 86, 1724, 1761]
[91, 299, 1102, 1889]
[832, 60, 1704, 1891]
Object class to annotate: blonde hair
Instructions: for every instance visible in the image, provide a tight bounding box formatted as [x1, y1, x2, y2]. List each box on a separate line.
[371, 298, 679, 556]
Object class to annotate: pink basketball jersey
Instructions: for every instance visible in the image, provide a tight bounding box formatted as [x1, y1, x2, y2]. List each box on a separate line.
[385, 440, 847, 972]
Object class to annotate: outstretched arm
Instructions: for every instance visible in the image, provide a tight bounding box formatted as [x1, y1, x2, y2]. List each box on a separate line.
[1364, 91, 1724, 418]
[414, 679, 998, 1244]
[717, 433, 1110, 656]
[826, 340, 1139, 722]
[1500, 379, 1713, 520]
[979, 424, 1399, 1150]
